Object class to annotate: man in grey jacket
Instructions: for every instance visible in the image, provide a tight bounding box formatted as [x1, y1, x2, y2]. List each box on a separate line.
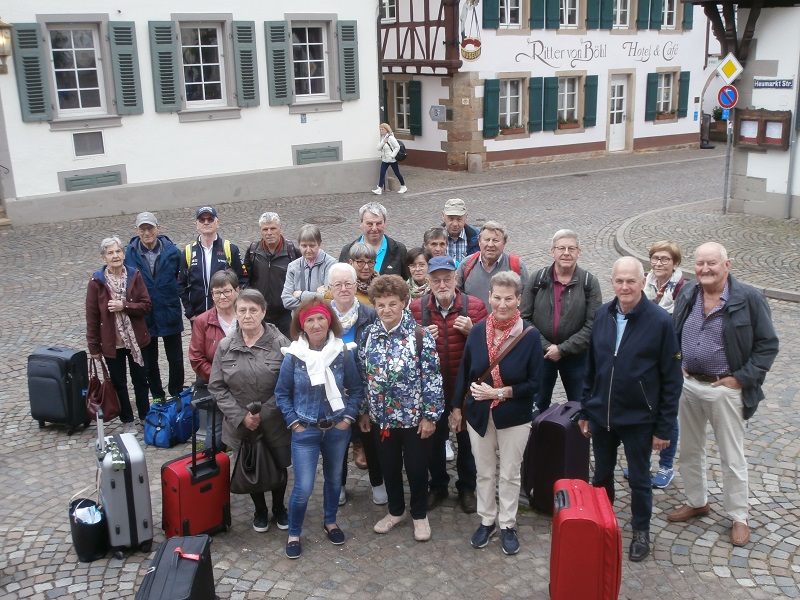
[521, 229, 602, 412]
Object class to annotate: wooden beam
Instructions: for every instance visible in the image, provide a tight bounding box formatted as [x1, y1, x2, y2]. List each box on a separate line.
[721, 0, 739, 56]
[738, 0, 763, 63]
[703, 2, 728, 55]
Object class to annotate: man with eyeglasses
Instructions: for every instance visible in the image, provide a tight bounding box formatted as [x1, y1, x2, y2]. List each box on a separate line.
[339, 202, 409, 280]
[410, 255, 487, 514]
[521, 229, 602, 412]
[179, 206, 245, 321]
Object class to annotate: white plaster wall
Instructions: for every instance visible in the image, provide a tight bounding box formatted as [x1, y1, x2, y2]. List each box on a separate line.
[1, 0, 380, 198]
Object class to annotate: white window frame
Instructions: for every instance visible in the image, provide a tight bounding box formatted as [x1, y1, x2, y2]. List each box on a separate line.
[662, 0, 677, 29]
[499, 79, 523, 128]
[380, 0, 397, 23]
[500, 0, 523, 28]
[179, 23, 227, 108]
[393, 81, 411, 133]
[560, 0, 579, 28]
[657, 72, 673, 113]
[291, 23, 330, 101]
[613, 0, 630, 28]
[47, 24, 107, 117]
[558, 77, 579, 123]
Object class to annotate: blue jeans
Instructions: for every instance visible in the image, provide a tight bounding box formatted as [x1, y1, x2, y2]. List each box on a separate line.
[590, 422, 653, 532]
[658, 419, 679, 469]
[378, 161, 405, 188]
[538, 351, 587, 411]
[287, 424, 351, 536]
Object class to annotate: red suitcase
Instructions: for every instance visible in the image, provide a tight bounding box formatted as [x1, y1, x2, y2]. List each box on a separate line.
[161, 397, 231, 538]
[550, 479, 621, 600]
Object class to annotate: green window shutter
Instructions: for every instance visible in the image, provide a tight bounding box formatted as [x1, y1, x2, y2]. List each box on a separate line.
[543, 77, 558, 131]
[645, 72, 658, 121]
[381, 79, 389, 123]
[11, 24, 52, 122]
[545, 0, 561, 29]
[337, 21, 360, 101]
[527, 77, 543, 132]
[148, 22, 180, 112]
[109, 22, 143, 115]
[583, 75, 598, 127]
[682, 3, 694, 29]
[483, 79, 500, 138]
[65, 171, 123, 192]
[586, 0, 601, 28]
[265, 21, 293, 106]
[296, 146, 340, 165]
[530, 0, 545, 28]
[649, 0, 663, 29]
[409, 80, 422, 136]
[677, 71, 690, 118]
[600, 0, 615, 28]
[636, 0, 650, 29]
[483, 0, 500, 29]
[232, 21, 259, 108]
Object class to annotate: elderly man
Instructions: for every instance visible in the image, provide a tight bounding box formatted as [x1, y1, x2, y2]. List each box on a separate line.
[521, 230, 602, 412]
[578, 257, 683, 562]
[667, 242, 778, 547]
[410, 255, 488, 513]
[243, 212, 300, 337]
[441, 198, 480, 266]
[179, 206, 245, 320]
[339, 202, 409, 279]
[125, 211, 184, 398]
[456, 221, 529, 311]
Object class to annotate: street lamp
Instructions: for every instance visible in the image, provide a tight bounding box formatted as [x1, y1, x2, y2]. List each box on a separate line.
[0, 20, 12, 75]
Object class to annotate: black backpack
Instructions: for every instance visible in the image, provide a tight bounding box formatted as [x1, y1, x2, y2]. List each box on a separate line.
[395, 140, 408, 162]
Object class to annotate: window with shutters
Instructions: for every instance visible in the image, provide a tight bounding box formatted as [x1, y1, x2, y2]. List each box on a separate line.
[558, 77, 578, 123]
[500, 0, 522, 28]
[613, 0, 630, 28]
[48, 26, 106, 116]
[499, 79, 523, 128]
[662, 0, 677, 29]
[657, 72, 673, 114]
[560, 0, 579, 27]
[380, 0, 397, 23]
[393, 81, 410, 133]
[180, 25, 226, 106]
[292, 25, 328, 99]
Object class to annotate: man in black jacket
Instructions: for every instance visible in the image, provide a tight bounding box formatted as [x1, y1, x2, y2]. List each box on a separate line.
[578, 257, 683, 562]
[339, 202, 409, 280]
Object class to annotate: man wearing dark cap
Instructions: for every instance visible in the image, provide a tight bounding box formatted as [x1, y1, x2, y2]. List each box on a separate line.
[124, 211, 184, 398]
[179, 206, 245, 320]
[441, 198, 480, 266]
[410, 255, 488, 513]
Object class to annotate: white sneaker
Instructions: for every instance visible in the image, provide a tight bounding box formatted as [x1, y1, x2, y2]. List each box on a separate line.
[372, 483, 388, 505]
[371, 187, 383, 195]
[445, 440, 455, 462]
[397, 185, 408, 194]
[339, 487, 347, 506]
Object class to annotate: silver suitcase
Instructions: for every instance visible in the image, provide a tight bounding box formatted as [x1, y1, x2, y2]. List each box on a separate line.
[96, 414, 153, 557]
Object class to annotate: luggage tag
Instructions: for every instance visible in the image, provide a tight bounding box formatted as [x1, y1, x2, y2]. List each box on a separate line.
[173, 547, 201, 561]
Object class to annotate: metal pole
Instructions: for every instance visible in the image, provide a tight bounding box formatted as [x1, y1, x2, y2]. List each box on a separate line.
[723, 118, 733, 215]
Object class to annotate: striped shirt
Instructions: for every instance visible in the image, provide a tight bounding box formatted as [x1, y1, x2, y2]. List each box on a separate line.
[681, 282, 731, 376]
[447, 229, 468, 266]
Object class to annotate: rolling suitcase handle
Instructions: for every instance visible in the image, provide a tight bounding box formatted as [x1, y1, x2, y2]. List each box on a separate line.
[95, 408, 106, 460]
[554, 489, 570, 512]
[189, 393, 219, 482]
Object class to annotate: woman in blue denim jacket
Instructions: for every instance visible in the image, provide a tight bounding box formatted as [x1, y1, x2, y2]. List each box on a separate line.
[275, 299, 364, 559]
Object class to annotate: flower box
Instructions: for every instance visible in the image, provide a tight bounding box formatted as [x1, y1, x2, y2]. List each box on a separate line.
[557, 121, 580, 130]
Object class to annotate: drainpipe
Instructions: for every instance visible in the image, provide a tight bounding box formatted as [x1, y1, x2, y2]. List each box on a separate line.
[786, 50, 800, 219]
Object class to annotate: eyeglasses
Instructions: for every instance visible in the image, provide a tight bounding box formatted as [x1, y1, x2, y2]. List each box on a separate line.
[331, 282, 355, 290]
[212, 289, 234, 298]
[198, 217, 215, 224]
[409, 263, 428, 270]
[553, 246, 579, 254]
[353, 259, 376, 267]
[650, 256, 673, 264]
[430, 276, 454, 286]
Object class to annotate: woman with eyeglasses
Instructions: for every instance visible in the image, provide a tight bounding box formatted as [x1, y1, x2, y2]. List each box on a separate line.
[405, 247, 432, 300]
[348, 242, 379, 306]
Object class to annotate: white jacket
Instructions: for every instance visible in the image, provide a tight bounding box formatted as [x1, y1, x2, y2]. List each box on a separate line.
[378, 133, 400, 163]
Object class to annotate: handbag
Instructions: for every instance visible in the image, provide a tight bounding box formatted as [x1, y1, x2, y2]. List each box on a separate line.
[230, 432, 284, 494]
[86, 358, 121, 423]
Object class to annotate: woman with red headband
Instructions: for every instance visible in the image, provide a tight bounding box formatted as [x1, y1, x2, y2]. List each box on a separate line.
[275, 299, 364, 559]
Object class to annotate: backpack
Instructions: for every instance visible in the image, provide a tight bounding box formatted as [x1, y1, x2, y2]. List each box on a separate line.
[246, 239, 300, 262]
[185, 239, 232, 268]
[529, 266, 594, 307]
[420, 292, 468, 327]
[395, 140, 408, 162]
[461, 252, 522, 283]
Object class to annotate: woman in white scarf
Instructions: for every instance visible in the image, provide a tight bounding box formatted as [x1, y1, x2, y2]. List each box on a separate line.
[274, 300, 365, 559]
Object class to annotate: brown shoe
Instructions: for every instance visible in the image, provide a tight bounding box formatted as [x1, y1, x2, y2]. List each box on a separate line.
[353, 444, 368, 470]
[731, 521, 750, 546]
[667, 503, 711, 522]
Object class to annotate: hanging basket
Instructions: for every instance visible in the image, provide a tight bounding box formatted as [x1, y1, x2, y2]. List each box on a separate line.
[461, 37, 482, 60]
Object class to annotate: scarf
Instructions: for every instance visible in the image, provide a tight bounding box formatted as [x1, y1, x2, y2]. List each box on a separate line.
[104, 269, 144, 366]
[645, 268, 684, 313]
[281, 332, 352, 412]
[356, 271, 378, 298]
[332, 299, 360, 333]
[407, 277, 430, 299]
[485, 309, 521, 409]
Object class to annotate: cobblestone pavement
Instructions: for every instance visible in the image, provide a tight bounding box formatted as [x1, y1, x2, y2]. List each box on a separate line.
[1, 147, 799, 599]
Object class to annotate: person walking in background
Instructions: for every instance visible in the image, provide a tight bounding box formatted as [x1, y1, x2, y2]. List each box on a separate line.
[372, 123, 407, 195]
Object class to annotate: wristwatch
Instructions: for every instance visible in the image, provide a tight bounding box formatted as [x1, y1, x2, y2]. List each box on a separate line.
[496, 388, 505, 400]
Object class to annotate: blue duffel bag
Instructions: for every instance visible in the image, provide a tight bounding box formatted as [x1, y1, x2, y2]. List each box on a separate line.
[171, 387, 198, 444]
[144, 401, 176, 448]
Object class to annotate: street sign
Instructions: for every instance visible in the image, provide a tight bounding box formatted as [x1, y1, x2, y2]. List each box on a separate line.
[429, 104, 446, 122]
[721, 108, 730, 120]
[717, 53, 743, 85]
[718, 85, 739, 110]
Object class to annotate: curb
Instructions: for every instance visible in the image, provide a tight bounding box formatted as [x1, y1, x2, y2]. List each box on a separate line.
[614, 200, 800, 304]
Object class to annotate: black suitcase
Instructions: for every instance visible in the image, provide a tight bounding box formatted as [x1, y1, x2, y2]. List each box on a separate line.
[28, 346, 89, 434]
[135, 535, 217, 600]
[522, 401, 590, 513]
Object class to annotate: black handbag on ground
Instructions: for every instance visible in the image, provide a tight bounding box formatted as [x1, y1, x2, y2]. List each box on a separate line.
[229, 402, 285, 494]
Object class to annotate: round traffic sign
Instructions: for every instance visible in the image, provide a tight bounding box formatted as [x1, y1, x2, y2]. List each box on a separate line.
[718, 85, 739, 110]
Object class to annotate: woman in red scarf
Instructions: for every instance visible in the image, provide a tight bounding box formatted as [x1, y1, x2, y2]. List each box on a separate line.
[450, 271, 543, 556]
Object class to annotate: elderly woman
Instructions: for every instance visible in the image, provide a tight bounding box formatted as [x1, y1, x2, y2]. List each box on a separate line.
[275, 300, 364, 559]
[358, 275, 443, 542]
[209, 289, 291, 533]
[349, 242, 379, 306]
[405, 247, 431, 300]
[327, 263, 385, 506]
[86, 236, 153, 424]
[643, 240, 685, 489]
[423, 227, 448, 258]
[189, 269, 239, 448]
[451, 271, 543, 556]
[281, 224, 337, 312]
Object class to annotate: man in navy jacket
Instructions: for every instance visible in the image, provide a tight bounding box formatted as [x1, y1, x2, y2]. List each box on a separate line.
[125, 211, 184, 398]
[578, 257, 682, 562]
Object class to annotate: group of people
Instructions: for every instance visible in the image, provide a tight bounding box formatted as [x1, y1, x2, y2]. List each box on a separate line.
[85, 196, 778, 563]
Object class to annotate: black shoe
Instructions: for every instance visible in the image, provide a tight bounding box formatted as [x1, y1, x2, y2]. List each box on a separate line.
[629, 530, 650, 562]
[252, 512, 269, 533]
[470, 523, 496, 549]
[273, 510, 289, 531]
[323, 524, 346, 545]
[458, 490, 477, 514]
[427, 489, 448, 511]
[500, 527, 520, 555]
[285, 540, 302, 559]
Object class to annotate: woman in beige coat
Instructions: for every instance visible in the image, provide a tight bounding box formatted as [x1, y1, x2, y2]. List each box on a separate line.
[209, 289, 291, 533]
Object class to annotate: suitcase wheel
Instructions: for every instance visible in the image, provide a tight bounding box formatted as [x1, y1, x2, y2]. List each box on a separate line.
[38, 420, 45, 429]
[113, 550, 125, 560]
[67, 426, 76, 435]
[140, 540, 152, 553]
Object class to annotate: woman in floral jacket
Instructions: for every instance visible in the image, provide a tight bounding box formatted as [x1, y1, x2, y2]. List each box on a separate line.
[358, 275, 443, 543]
